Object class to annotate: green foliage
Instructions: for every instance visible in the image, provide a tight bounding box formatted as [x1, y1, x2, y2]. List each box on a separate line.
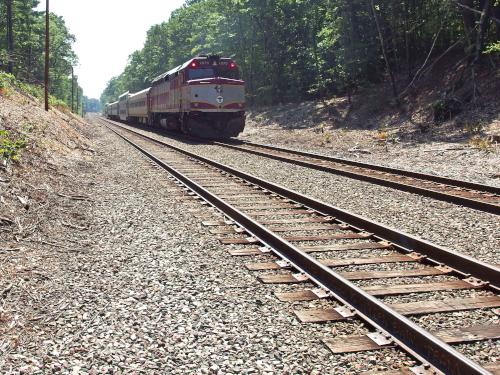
[18, 81, 43, 99]
[0, 70, 73, 114]
[83, 96, 101, 113]
[0, 130, 27, 163]
[484, 42, 500, 55]
[101, 0, 500, 107]
[0, 71, 16, 94]
[0, 1, 82, 112]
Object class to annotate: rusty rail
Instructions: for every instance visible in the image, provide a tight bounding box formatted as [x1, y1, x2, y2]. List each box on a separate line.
[213, 140, 500, 215]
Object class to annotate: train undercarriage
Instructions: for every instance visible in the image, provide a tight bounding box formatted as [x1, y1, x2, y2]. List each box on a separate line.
[153, 111, 245, 139]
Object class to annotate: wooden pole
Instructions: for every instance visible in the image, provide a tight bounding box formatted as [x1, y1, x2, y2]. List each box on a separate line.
[44, 0, 49, 111]
[6, 0, 14, 74]
[71, 66, 74, 112]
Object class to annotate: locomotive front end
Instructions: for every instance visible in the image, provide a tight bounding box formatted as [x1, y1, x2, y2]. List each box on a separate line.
[184, 57, 246, 138]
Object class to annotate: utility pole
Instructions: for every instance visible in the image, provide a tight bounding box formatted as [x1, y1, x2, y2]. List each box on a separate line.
[76, 85, 80, 115]
[44, 0, 49, 111]
[6, 0, 14, 74]
[71, 66, 74, 112]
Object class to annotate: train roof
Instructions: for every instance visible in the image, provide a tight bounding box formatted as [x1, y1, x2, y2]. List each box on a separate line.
[152, 56, 234, 84]
[129, 87, 151, 98]
[109, 101, 119, 106]
[152, 64, 183, 84]
[118, 91, 130, 100]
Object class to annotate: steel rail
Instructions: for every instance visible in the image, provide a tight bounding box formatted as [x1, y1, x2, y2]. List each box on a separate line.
[212, 140, 500, 215]
[102, 120, 495, 375]
[101, 118, 500, 290]
[228, 139, 500, 195]
[97, 117, 500, 214]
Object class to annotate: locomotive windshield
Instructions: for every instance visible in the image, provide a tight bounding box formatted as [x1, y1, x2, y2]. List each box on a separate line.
[188, 66, 240, 80]
[189, 68, 215, 80]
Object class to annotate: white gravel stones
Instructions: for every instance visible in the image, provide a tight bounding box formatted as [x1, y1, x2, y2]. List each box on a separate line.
[239, 119, 500, 187]
[2, 120, 416, 373]
[125, 127, 498, 265]
[89, 123, 499, 369]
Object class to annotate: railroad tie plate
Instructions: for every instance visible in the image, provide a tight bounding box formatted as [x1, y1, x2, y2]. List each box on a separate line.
[367, 332, 393, 346]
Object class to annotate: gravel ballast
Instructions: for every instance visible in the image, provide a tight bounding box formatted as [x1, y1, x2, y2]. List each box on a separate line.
[113, 124, 499, 265]
[239, 113, 500, 187]
[1, 120, 419, 373]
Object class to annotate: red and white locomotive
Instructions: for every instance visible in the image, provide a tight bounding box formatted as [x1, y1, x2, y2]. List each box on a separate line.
[105, 55, 246, 138]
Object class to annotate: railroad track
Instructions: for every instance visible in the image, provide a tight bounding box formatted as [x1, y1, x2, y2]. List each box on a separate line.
[97, 118, 500, 215]
[210, 140, 500, 216]
[98, 116, 499, 375]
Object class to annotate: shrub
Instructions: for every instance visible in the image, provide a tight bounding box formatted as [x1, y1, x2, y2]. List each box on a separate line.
[0, 72, 73, 114]
[18, 81, 44, 100]
[0, 130, 27, 163]
[0, 72, 16, 96]
[431, 98, 462, 123]
[484, 42, 500, 55]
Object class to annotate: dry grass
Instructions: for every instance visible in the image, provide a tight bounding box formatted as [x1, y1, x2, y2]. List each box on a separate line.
[469, 136, 494, 151]
[321, 131, 333, 145]
[375, 129, 389, 141]
[458, 118, 485, 134]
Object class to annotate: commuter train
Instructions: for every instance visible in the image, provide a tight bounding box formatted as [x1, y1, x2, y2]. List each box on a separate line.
[105, 55, 246, 138]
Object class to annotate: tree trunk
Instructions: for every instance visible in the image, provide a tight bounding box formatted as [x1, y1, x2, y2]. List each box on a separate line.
[473, 0, 492, 64]
[6, 0, 14, 74]
[71, 67, 75, 112]
[461, 0, 476, 46]
[370, 0, 399, 103]
[404, 0, 412, 82]
[25, 4, 33, 82]
[470, 0, 491, 101]
[495, 4, 500, 40]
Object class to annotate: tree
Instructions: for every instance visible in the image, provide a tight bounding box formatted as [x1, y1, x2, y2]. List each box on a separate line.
[0, 1, 81, 111]
[101, 0, 500, 107]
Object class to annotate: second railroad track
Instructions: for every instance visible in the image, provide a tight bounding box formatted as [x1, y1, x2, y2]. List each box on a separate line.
[212, 139, 500, 216]
[100, 119, 500, 215]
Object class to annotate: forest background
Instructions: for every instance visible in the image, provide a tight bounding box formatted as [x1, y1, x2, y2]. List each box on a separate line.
[0, 0, 100, 114]
[1, 0, 499, 117]
[100, 0, 500, 116]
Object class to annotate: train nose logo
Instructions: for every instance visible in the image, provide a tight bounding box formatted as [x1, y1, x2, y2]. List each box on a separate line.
[216, 96, 224, 104]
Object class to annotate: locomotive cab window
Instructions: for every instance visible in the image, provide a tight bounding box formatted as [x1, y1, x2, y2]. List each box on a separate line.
[188, 66, 240, 80]
[189, 68, 214, 80]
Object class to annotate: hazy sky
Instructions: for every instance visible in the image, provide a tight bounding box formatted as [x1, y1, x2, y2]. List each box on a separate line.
[36, 0, 185, 99]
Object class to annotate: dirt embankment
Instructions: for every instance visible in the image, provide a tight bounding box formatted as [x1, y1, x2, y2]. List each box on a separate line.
[0, 87, 96, 353]
[0, 87, 95, 247]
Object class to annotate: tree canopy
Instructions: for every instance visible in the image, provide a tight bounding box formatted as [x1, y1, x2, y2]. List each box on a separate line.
[0, 0, 89, 113]
[101, 0, 500, 107]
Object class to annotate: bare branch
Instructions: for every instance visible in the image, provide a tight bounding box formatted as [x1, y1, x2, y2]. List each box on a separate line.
[399, 26, 443, 97]
[449, 0, 500, 24]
